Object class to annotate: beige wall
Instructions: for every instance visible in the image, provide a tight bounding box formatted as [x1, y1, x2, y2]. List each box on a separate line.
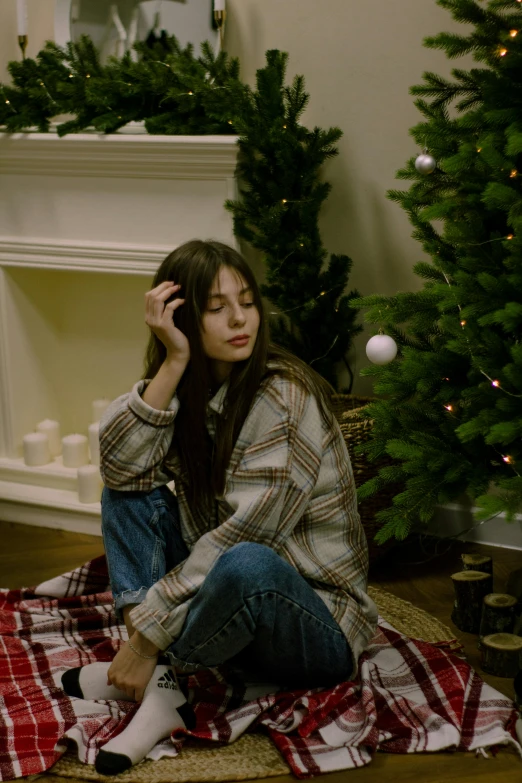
[0, 0, 470, 393]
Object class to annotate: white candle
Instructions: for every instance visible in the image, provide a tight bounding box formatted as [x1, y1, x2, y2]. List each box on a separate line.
[78, 465, 102, 504]
[16, 0, 28, 36]
[62, 434, 89, 468]
[88, 422, 100, 466]
[214, 0, 226, 10]
[92, 398, 111, 423]
[23, 433, 51, 467]
[36, 419, 61, 457]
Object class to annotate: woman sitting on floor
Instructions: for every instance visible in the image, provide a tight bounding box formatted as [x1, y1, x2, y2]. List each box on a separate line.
[61, 239, 378, 775]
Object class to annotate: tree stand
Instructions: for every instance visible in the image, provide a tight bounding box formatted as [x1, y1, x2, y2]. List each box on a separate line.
[480, 633, 522, 678]
[450, 570, 493, 633]
[479, 594, 517, 639]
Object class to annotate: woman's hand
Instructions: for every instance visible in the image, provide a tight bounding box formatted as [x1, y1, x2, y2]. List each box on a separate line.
[107, 634, 160, 702]
[145, 281, 190, 363]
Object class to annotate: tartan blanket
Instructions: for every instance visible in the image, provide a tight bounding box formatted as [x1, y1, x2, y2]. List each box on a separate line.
[1, 556, 521, 780]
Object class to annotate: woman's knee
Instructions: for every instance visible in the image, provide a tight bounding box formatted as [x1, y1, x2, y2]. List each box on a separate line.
[209, 542, 284, 591]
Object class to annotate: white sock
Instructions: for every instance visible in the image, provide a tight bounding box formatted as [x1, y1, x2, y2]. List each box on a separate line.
[95, 665, 194, 774]
[61, 661, 133, 701]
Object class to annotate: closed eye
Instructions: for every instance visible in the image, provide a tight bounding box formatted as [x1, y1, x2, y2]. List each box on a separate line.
[208, 302, 255, 313]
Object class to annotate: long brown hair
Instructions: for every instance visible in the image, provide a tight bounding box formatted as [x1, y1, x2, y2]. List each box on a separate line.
[143, 239, 336, 516]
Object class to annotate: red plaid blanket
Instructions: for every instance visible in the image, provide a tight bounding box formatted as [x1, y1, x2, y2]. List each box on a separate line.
[1, 556, 521, 780]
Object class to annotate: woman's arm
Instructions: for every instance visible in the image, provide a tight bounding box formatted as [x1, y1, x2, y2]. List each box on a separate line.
[99, 358, 187, 490]
[142, 356, 187, 410]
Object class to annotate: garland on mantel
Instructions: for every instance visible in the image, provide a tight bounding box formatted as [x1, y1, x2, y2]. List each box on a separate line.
[0, 36, 362, 390]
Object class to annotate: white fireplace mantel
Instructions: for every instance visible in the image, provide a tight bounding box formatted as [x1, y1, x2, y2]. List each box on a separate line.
[0, 132, 240, 179]
[0, 131, 240, 535]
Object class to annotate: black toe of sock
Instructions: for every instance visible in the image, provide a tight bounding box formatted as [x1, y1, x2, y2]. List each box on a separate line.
[178, 701, 197, 730]
[61, 667, 84, 699]
[95, 749, 133, 775]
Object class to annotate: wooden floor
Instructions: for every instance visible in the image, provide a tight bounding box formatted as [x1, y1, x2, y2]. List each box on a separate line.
[1, 519, 522, 782]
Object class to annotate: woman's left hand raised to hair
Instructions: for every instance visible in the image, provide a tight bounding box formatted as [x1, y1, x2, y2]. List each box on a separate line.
[107, 632, 160, 702]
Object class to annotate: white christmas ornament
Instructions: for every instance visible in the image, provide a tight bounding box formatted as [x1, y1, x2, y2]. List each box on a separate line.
[415, 153, 437, 175]
[366, 334, 398, 365]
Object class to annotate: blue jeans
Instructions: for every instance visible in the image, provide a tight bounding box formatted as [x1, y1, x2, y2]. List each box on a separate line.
[101, 485, 353, 689]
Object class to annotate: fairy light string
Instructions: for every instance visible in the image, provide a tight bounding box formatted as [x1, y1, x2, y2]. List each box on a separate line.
[269, 283, 342, 364]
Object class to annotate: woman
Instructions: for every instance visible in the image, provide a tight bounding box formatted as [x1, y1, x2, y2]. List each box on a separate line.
[61, 239, 378, 774]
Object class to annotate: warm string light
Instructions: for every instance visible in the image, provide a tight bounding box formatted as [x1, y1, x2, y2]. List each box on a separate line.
[494, 447, 520, 476]
[309, 334, 339, 366]
[466, 233, 515, 246]
[442, 272, 522, 398]
[499, 48, 508, 56]
[480, 369, 522, 397]
[510, 30, 519, 37]
[38, 79, 57, 105]
[489, 446, 520, 477]
[269, 285, 339, 315]
[267, 281, 343, 364]
[269, 294, 341, 365]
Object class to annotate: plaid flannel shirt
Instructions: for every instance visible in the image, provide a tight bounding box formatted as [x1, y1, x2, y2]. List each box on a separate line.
[99, 363, 378, 678]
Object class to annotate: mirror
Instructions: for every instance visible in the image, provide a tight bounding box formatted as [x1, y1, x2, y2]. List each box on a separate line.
[55, 0, 218, 62]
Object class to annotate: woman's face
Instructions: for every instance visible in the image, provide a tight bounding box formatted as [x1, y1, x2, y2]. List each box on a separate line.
[201, 266, 260, 383]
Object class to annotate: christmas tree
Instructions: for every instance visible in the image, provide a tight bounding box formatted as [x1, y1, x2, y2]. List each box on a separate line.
[354, 0, 522, 543]
[0, 39, 361, 390]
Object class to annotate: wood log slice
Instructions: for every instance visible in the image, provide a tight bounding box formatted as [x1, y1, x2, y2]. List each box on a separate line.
[506, 566, 522, 605]
[461, 553, 493, 574]
[479, 593, 517, 639]
[450, 570, 493, 633]
[480, 633, 522, 677]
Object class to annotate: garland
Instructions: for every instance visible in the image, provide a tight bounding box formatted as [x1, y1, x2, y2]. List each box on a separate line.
[0, 36, 362, 389]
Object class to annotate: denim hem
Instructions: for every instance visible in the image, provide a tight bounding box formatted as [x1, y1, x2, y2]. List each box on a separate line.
[113, 587, 149, 622]
[165, 650, 207, 673]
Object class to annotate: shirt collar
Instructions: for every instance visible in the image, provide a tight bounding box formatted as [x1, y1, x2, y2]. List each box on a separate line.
[207, 378, 229, 415]
[206, 360, 281, 416]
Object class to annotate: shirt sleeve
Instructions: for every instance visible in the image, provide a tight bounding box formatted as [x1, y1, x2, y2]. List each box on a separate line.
[99, 379, 179, 491]
[129, 381, 324, 651]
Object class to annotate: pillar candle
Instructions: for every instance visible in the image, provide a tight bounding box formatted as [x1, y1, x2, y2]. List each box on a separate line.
[16, 0, 28, 36]
[92, 398, 111, 423]
[23, 433, 51, 467]
[88, 422, 100, 466]
[62, 434, 89, 468]
[36, 419, 61, 457]
[78, 465, 102, 504]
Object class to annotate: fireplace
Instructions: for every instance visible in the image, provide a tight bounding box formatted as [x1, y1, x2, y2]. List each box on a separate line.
[0, 129, 239, 534]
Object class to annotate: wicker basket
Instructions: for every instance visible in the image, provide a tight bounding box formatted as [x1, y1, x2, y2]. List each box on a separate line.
[330, 394, 398, 564]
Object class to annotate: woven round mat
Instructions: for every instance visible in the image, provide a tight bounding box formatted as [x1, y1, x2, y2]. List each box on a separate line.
[46, 586, 458, 783]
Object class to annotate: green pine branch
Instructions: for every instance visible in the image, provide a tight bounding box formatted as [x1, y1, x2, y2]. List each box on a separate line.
[0, 36, 362, 391]
[352, 0, 522, 543]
